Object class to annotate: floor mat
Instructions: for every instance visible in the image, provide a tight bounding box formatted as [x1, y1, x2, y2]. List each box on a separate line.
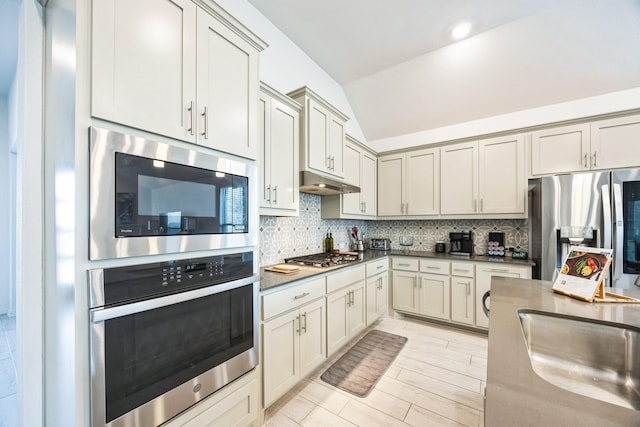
[320, 329, 407, 397]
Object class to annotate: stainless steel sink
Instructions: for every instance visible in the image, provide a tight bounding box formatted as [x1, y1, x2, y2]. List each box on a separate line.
[518, 309, 640, 410]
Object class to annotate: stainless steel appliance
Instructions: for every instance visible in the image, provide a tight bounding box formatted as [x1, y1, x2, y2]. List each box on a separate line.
[369, 238, 391, 251]
[90, 127, 258, 260]
[449, 231, 474, 255]
[284, 252, 360, 267]
[529, 169, 640, 288]
[89, 252, 259, 427]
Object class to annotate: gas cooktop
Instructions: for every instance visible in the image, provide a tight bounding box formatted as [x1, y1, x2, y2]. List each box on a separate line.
[284, 252, 360, 268]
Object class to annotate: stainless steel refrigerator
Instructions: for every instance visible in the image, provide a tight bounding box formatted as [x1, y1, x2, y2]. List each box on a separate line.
[529, 169, 640, 289]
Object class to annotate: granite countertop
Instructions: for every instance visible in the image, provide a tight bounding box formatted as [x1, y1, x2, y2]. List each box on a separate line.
[486, 277, 640, 426]
[260, 249, 534, 291]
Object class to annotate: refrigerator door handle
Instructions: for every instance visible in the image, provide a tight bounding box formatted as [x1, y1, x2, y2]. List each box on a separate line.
[601, 184, 611, 249]
[612, 183, 624, 281]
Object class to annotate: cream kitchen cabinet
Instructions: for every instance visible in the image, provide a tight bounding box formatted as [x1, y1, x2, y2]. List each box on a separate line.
[288, 87, 348, 179]
[590, 114, 640, 170]
[262, 277, 326, 407]
[441, 135, 526, 216]
[92, 0, 265, 159]
[418, 259, 450, 320]
[531, 116, 640, 176]
[366, 258, 389, 325]
[450, 262, 475, 326]
[321, 135, 377, 219]
[378, 148, 440, 217]
[475, 264, 531, 329]
[258, 84, 301, 216]
[530, 124, 591, 175]
[326, 266, 366, 356]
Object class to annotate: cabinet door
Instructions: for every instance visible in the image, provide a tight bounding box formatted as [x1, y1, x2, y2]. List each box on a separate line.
[441, 142, 478, 215]
[367, 273, 388, 325]
[591, 115, 640, 170]
[307, 99, 330, 174]
[348, 282, 367, 337]
[262, 310, 300, 406]
[258, 94, 271, 209]
[420, 274, 450, 320]
[392, 271, 419, 314]
[478, 135, 526, 214]
[342, 143, 362, 215]
[298, 299, 326, 378]
[196, 8, 259, 159]
[326, 289, 349, 356]
[361, 152, 378, 216]
[378, 154, 404, 216]
[450, 276, 474, 325]
[269, 99, 300, 211]
[406, 148, 440, 215]
[329, 115, 345, 177]
[92, 0, 196, 142]
[530, 124, 590, 175]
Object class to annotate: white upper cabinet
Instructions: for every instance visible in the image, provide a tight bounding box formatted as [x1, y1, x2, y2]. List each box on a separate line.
[258, 83, 301, 216]
[288, 87, 348, 179]
[530, 124, 591, 175]
[378, 148, 440, 217]
[530, 115, 640, 175]
[321, 135, 377, 219]
[478, 135, 526, 214]
[92, 0, 265, 159]
[441, 142, 477, 215]
[590, 114, 640, 170]
[441, 135, 526, 217]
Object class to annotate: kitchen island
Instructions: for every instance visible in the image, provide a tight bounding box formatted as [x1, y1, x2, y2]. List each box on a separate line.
[486, 277, 640, 426]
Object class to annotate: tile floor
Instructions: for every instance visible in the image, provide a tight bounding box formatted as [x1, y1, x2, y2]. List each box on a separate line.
[265, 317, 488, 427]
[0, 314, 18, 427]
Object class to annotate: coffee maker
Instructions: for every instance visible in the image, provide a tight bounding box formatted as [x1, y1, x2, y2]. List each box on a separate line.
[449, 231, 473, 255]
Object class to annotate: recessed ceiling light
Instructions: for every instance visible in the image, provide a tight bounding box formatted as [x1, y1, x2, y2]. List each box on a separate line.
[452, 21, 472, 40]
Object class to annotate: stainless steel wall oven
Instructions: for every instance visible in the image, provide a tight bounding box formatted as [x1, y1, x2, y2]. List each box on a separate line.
[89, 251, 259, 427]
[89, 127, 258, 260]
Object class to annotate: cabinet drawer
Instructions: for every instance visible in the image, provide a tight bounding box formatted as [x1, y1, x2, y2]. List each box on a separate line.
[419, 259, 450, 275]
[451, 262, 474, 277]
[392, 257, 419, 271]
[262, 277, 325, 320]
[366, 258, 389, 277]
[327, 264, 366, 294]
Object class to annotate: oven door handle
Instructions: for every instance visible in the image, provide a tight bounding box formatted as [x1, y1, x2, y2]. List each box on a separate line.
[91, 274, 260, 323]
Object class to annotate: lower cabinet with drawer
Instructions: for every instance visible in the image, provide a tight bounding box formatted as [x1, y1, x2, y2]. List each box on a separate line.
[262, 277, 326, 407]
[326, 265, 367, 357]
[392, 256, 531, 330]
[450, 262, 475, 326]
[366, 258, 389, 325]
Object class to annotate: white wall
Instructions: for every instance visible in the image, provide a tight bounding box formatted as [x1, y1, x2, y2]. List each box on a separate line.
[213, 0, 368, 143]
[0, 95, 10, 314]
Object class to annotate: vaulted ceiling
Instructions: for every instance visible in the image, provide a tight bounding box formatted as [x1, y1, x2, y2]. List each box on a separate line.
[248, 0, 640, 144]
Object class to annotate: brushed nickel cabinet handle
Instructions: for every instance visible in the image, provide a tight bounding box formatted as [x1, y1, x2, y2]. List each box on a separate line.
[266, 185, 271, 202]
[293, 292, 310, 300]
[296, 315, 301, 335]
[301, 312, 307, 333]
[593, 151, 597, 168]
[584, 152, 588, 168]
[201, 106, 208, 139]
[273, 186, 278, 205]
[187, 100, 194, 135]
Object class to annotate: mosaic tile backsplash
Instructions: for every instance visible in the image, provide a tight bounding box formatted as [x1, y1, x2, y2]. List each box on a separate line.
[259, 193, 528, 266]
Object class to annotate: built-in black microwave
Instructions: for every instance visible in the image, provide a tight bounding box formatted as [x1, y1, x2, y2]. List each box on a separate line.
[89, 127, 257, 260]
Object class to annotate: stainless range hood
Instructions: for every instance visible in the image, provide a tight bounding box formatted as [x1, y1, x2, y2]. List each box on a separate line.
[299, 171, 360, 196]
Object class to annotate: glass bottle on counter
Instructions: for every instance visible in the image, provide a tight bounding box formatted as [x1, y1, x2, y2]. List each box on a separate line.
[328, 233, 334, 252]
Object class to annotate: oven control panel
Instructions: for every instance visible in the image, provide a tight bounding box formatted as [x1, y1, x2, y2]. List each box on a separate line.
[94, 251, 254, 307]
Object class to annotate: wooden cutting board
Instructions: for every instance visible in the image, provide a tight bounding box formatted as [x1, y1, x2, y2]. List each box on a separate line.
[265, 264, 302, 274]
